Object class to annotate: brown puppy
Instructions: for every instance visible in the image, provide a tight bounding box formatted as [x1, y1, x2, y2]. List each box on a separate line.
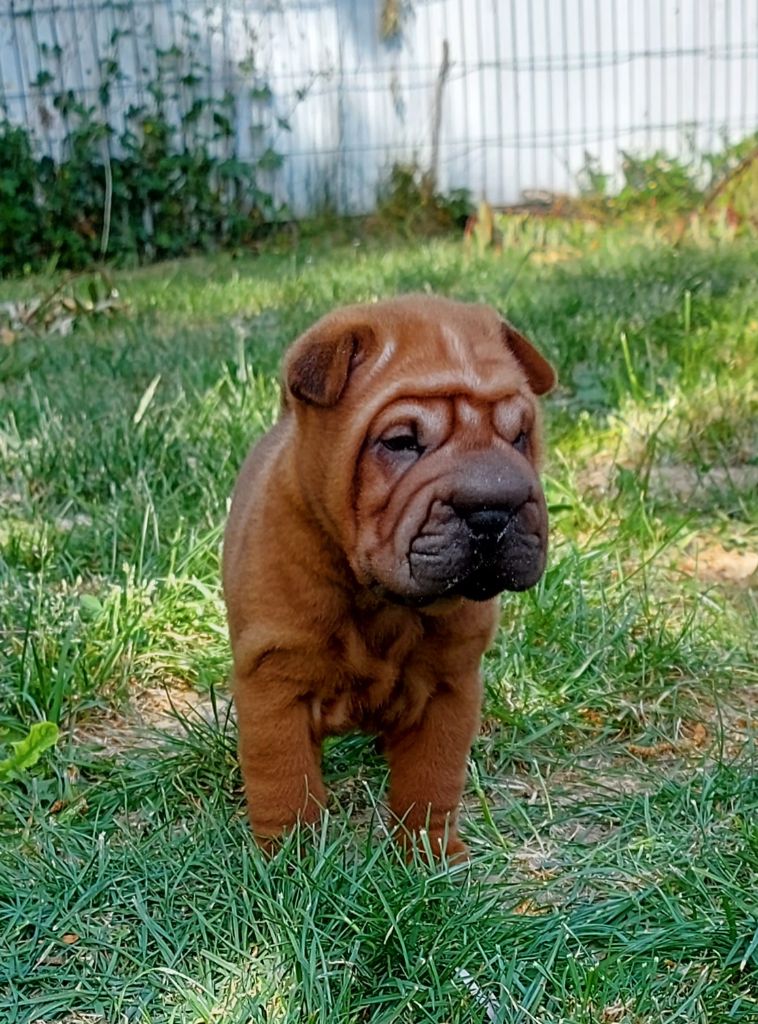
[223, 295, 555, 859]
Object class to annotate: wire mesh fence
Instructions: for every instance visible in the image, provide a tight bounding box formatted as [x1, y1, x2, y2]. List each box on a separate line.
[1, 0, 757, 215]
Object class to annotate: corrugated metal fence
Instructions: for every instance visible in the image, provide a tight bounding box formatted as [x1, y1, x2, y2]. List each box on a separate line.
[1, 0, 757, 214]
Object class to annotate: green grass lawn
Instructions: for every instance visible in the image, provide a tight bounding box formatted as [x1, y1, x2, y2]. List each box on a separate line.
[1, 222, 756, 1023]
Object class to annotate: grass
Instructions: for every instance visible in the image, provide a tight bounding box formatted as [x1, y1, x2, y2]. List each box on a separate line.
[1, 220, 757, 1022]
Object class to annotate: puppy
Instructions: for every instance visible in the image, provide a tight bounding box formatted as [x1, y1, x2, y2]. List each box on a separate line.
[223, 295, 555, 859]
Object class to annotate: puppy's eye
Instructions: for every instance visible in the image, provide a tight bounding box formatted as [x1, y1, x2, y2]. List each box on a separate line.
[513, 431, 529, 453]
[380, 434, 424, 455]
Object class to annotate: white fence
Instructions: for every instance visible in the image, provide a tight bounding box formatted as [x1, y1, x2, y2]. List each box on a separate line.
[1, 0, 757, 214]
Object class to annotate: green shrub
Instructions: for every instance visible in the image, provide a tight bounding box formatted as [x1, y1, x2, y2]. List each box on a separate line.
[0, 124, 48, 275]
[375, 161, 473, 236]
[578, 133, 758, 223]
[0, 45, 284, 276]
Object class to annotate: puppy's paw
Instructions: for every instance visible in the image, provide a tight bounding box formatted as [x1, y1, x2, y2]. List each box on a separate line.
[396, 827, 470, 866]
[250, 801, 324, 856]
[424, 830, 469, 865]
[438, 834, 470, 864]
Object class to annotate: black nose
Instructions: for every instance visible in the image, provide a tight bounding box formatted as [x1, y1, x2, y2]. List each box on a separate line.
[457, 506, 513, 539]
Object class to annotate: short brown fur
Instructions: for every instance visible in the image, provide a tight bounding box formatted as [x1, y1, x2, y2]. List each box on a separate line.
[223, 295, 554, 859]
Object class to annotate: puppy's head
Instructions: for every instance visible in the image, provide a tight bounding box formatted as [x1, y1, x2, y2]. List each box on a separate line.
[284, 295, 555, 606]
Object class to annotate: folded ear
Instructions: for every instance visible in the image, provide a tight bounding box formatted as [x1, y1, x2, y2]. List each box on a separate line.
[284, 318, 374, 407]
[500, 319, 556, 396]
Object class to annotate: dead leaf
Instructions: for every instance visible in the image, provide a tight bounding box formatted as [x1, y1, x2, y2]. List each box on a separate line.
[530, 867, 560, 881]
[687, 723, 708, 748]
[679, 543, 758, 584]
[529, 248, 575, 265]
[627, 742, 674, 759]
[463, 200, 501, 254]
[0, 273, 126, 342]
[35, 954, 66, 967]
[601, 1004, 630, 1023]
[513, 898, 547, 916]
[61, 933, 79, 945]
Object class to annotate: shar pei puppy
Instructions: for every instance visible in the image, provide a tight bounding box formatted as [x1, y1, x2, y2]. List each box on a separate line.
[223, 294, 555, 860]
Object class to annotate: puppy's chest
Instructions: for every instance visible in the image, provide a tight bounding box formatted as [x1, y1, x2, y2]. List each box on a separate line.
[313, 609, 426, 736]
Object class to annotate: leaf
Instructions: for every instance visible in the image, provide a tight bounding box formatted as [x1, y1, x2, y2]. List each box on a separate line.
[627, 742, 674, 759]
[79, 594, 103, 621]
[257, 147, 284, 172]
[133, 374, 162, 426]
[679, 543, 758, 584]
[249, 85, 272, 103]
[0, 722, 60, 780]
[32, 70, 55, 89]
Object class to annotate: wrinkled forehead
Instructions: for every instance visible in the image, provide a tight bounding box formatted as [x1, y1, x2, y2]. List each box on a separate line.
[363, 304, 527, 397]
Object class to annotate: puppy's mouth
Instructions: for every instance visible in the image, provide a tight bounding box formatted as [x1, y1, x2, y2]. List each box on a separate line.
[361, 497, 546, 608]
[406, 507, 545, 602]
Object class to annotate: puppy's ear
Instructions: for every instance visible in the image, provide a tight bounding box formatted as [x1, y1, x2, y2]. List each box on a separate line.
[500, 319, 556, 396]
[285, 321, 374, 407]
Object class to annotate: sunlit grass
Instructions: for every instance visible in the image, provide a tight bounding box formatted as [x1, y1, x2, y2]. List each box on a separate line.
[1, 224, 756, 1022]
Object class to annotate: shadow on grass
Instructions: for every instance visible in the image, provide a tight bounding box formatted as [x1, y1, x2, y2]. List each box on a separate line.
[1, 699, 756, 1022]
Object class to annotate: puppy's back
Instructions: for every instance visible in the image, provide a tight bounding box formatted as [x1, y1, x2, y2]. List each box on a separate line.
[222, 416, 292, 613]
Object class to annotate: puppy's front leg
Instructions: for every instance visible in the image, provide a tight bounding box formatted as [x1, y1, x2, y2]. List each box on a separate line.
[384, 674, 482, 861]
[233, 671, 326, 848]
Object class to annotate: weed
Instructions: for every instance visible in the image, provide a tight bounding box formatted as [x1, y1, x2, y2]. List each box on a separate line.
[375, 162, 473, 236]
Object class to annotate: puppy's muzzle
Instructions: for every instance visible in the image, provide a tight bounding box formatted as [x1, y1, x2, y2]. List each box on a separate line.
[404, 456, 547, 603]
